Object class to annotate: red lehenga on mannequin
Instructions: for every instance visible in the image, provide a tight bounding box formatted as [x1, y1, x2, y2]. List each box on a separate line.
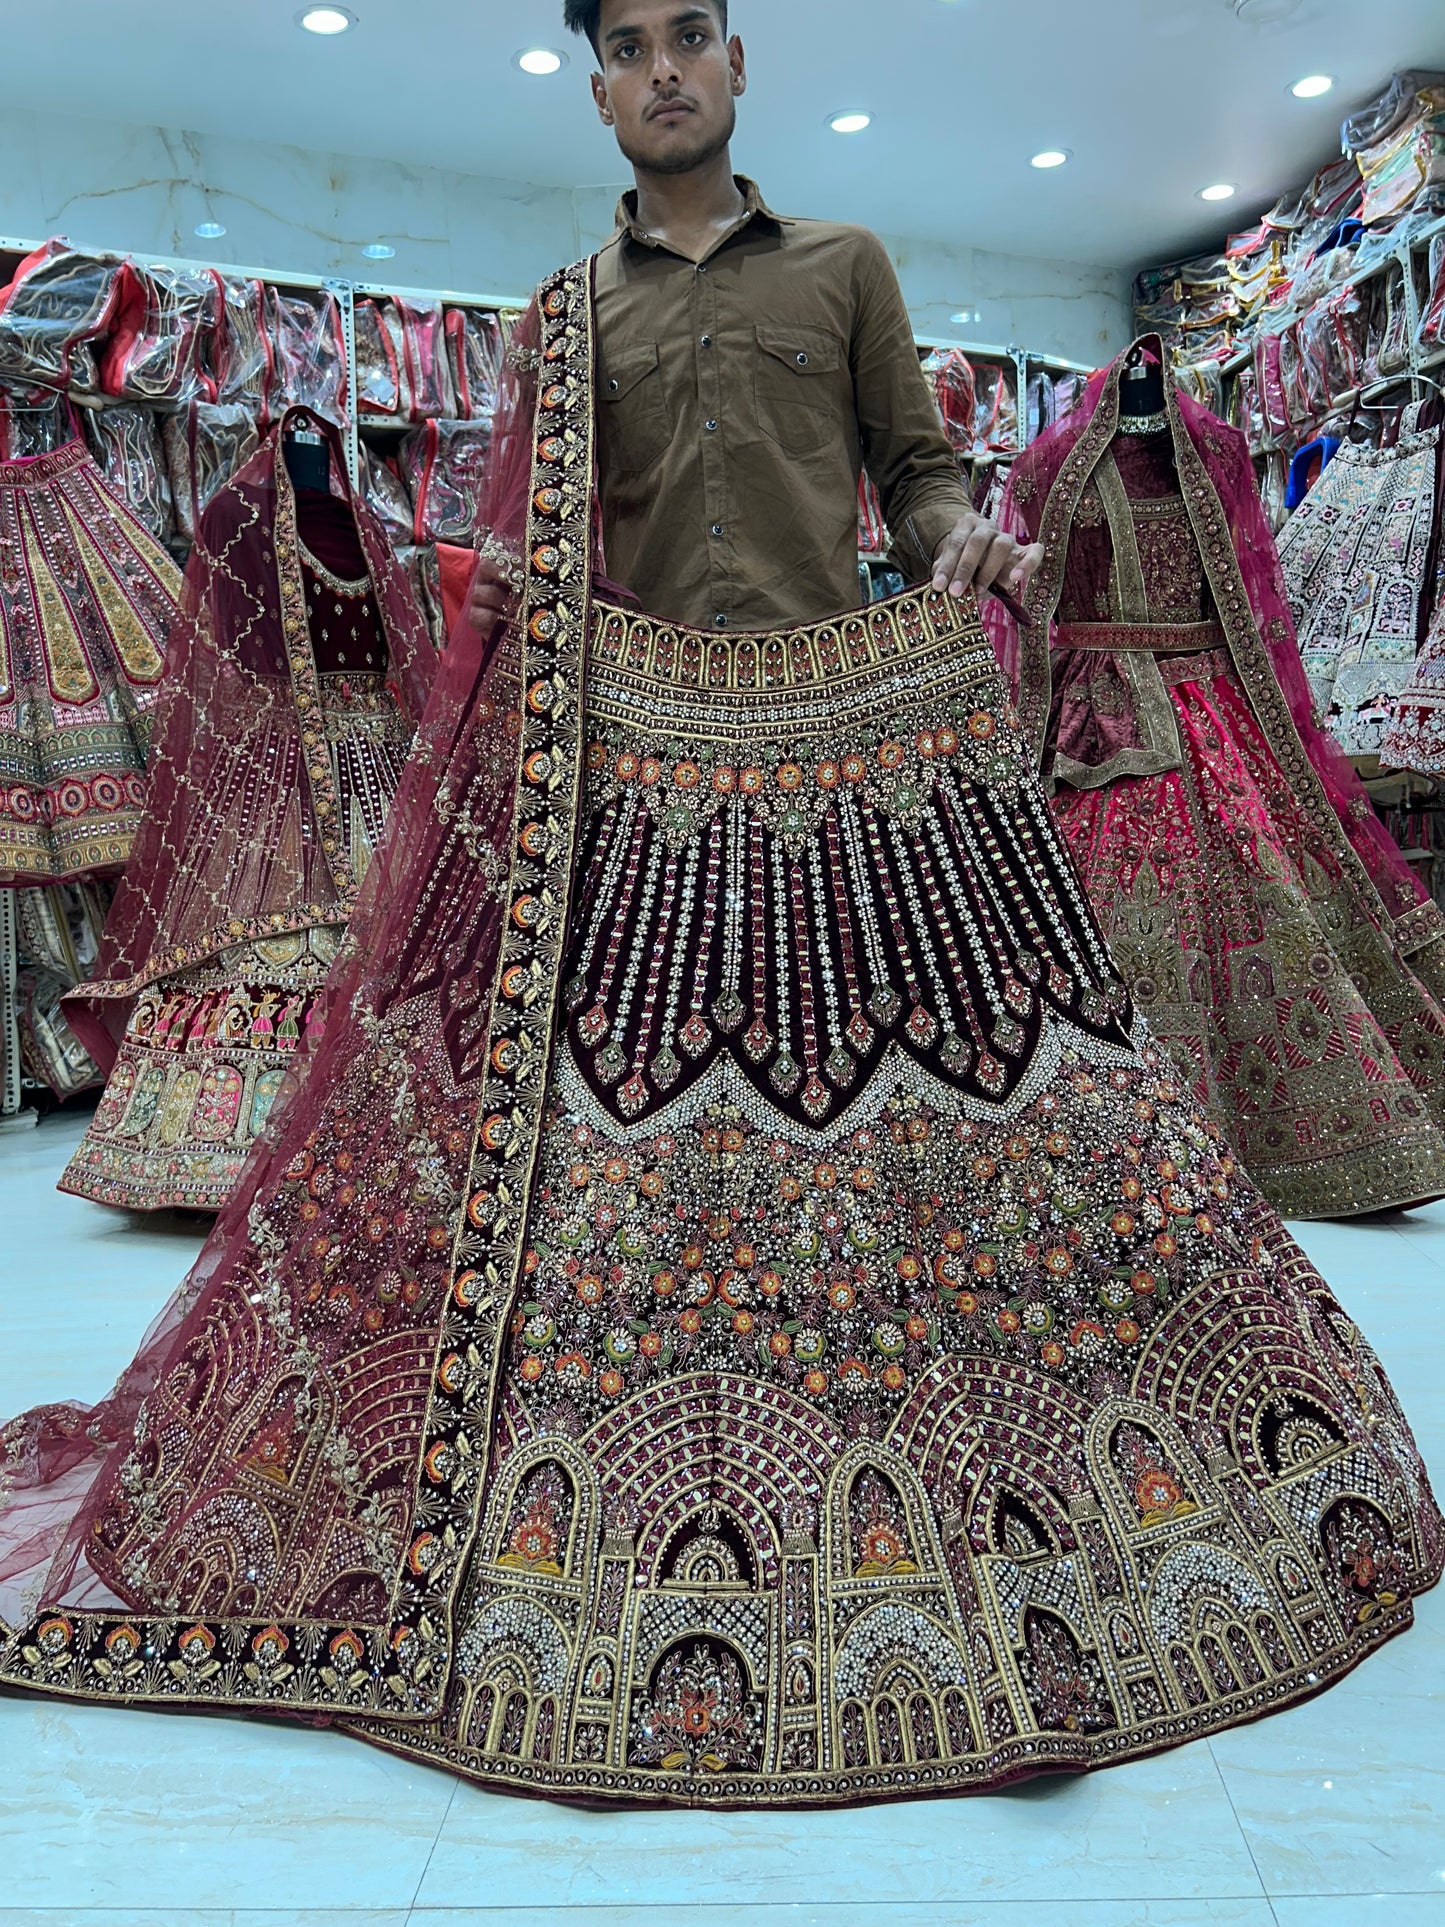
[986, 341, 1445, 1220]
[0, 270, 1437, 1808]
[55, 411, 436, 1211]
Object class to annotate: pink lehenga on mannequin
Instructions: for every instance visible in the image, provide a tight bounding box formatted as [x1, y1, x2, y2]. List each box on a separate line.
[55, 411, 436, 1210]
[986, 341, 1445, 1219]
[0, 270, 1437, 1809]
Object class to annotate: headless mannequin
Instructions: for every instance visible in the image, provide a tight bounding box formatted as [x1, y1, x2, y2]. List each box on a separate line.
[283, 427, 330, 493]
[1118, 348, 1166, 419]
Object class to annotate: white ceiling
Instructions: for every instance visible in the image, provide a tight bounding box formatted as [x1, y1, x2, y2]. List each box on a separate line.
[10, 0, 1445, 269]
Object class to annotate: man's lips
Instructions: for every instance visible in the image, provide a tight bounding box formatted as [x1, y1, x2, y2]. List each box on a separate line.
[648, 99, 695, 122]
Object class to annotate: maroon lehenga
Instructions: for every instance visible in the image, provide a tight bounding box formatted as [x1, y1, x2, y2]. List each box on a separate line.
[55, 412, 436, 1210]
[0, 267, 1437, 1808]
[987, 345, 1445, 1219]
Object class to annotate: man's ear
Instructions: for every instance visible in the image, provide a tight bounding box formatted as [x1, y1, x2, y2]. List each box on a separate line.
[591, 71, 615, 125]
[728, 35, 746, 96]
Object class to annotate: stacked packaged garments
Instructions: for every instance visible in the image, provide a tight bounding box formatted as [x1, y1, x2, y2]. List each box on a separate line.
[1349, 78, 1445, 225]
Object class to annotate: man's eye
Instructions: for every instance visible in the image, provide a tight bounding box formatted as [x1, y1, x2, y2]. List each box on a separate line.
[616, 41, 639, 59]
[681, 30, 705, 44]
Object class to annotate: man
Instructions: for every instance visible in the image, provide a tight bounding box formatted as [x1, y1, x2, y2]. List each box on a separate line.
[470, 0, 1040, 643]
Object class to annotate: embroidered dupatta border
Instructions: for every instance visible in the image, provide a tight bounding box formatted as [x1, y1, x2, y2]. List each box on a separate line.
[0, 263, 595, 1717]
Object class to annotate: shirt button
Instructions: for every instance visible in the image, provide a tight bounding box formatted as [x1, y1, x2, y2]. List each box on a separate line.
[796, 352, 809, 366]
[700, 334, 712, 348]
[705, 419, 718, 433]
[696, 263, 708, 274]
[710, 523, 724, 537]
[714, 613, 728, 627]
[608, 378, 619, 392]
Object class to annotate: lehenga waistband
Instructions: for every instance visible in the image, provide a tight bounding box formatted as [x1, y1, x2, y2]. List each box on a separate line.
[1056, 619, 1226, 653]
[586, 586, 999, 743]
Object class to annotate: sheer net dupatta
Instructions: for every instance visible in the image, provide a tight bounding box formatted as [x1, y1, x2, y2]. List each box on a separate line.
[0, 288, 575, 1724]
[61, 406, 438, 1073]
[982, 335, 1445, 978]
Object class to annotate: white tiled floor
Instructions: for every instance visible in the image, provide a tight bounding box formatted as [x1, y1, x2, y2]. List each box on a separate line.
[2, 1105, 1443, 1927]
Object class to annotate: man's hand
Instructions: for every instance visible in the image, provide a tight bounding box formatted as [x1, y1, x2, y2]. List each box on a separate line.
[932, 512, 1043, 601]
[466, 555, 516, 647]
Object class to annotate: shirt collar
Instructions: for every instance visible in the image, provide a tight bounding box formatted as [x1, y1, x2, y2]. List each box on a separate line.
[614, 175, 785, 250]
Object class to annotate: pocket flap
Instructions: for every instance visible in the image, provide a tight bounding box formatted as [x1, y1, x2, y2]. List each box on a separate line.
[600, 340, 661, 401]
[756, 326, 843, 375]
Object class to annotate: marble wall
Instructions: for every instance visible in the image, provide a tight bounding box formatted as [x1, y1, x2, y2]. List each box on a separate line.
[0, 106, 1131, 363]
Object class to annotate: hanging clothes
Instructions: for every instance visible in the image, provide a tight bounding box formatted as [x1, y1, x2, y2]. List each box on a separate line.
[0, 268, 1437, 1808]
[987, 340, 1445, 1219]
[0, 440, 181, 886]
[1278, 403, 1442, 757]
[56, 410, 437, 1212]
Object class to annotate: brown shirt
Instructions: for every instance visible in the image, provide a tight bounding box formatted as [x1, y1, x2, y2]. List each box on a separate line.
[593, 178, 973, 631]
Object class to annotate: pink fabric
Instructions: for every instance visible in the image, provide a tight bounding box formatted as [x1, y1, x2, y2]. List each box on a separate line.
[984, 336, 1434, 929]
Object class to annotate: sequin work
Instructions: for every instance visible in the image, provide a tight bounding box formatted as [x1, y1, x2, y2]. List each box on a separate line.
[0, 261, 1437, 1812]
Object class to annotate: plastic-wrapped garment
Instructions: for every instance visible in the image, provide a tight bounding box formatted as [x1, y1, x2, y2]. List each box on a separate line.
[100, 262, 219, 405]
[394, 297, 455, 421]
[1257, 447, 1289, 531]
[0, 241, 124, 396]
[1289, 285, 1366, 424]
[1344, 70, 1445, 154]
[358, 442, 413, 548]
[446, 307, 505, 420]
[1356, 85, 1445, 225]
[856, 470, 886, 553]
[920, 347, 975, 455]
[1173, 358, 1224, 416]
[1417, 235, 1445, 352]
[398, 416, 491, 543]
[0, 386, 75, 460]
[211, 277, 272, 414]
[1363, 263, 1415, 380]
[354, 298, 402, 417]
[162, 402, 260, 545]
[1278, 402, 1441, 755]
[267, 287, 347, 423]
[84, 404, 174, 544]
[14, 880, 115, 1097]
[971, 358, 1018, 453]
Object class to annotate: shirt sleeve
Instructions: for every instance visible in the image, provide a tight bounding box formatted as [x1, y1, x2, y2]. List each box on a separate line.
[849, 230, 974, 584]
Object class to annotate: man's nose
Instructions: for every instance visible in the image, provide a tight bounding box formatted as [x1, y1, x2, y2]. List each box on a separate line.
[649, 52, 683, 87]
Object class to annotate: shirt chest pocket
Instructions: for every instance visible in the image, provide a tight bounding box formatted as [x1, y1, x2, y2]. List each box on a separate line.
[599, 339, 671, 474]
[754, 326, 845, 456]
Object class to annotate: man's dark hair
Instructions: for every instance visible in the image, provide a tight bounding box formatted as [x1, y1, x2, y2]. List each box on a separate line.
[563, 0, 728, 61]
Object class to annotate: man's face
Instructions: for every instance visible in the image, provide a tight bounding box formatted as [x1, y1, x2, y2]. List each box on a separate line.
[591, 1, 745, 177]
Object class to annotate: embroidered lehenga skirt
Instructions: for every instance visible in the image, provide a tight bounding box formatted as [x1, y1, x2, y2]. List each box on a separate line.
[0, 442, 178, 885]
[57, 673, 413, 1211]
[334, 594, 1440, 1799]
[1052, 639, 1445, 1218]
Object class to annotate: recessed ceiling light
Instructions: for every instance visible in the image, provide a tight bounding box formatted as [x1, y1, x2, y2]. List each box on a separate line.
[829, 112, 872, 135]
[362, 242, 396, 259]
[297, 6, 354, 34]
[1198, 182, 1236, 201]
[1030, 149, 1069, 169]
[1290, 73, 1334, 98]
[950, 308, 981, 326]
[194, 221, 226, 240]
[516, 48, 565, 75]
